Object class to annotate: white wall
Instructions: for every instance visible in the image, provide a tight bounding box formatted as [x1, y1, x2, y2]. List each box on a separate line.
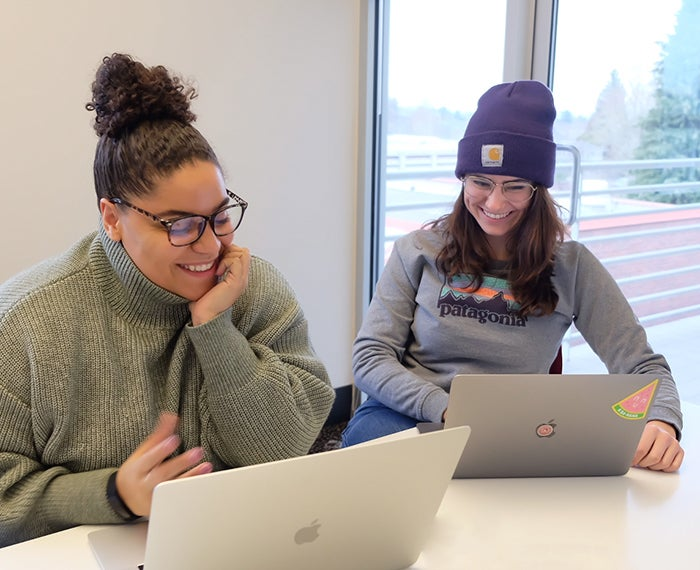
[0, 0, 361, 390]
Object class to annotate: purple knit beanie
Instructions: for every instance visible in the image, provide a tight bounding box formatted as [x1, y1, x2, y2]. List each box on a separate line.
[455, 80, 557, 187]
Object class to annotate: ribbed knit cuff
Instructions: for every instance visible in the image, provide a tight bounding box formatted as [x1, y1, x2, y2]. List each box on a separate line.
[422, 388, 450, 424]
[106, 471, 140, 521]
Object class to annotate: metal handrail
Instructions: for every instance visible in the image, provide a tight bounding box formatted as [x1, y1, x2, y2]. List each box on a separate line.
[383, 153, 700, 225]
[555, 144, 581, 226]
[381, 152, 700, 327]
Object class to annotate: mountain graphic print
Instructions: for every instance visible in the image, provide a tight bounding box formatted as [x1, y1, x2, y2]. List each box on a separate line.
[437, 274, 527, 327]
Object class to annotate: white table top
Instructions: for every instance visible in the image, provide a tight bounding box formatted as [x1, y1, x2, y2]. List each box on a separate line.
[2, 403, 698, 570]
[411, 402, 700, 569]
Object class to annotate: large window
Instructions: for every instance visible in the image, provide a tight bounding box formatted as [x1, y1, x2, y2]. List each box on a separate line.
[375, 0, 507, 270]
[550, 0, 700, 404]
[367, 0, 700, 404]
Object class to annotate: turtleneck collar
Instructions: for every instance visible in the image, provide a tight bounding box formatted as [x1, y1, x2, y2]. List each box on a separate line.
[90, 225, 191, 328]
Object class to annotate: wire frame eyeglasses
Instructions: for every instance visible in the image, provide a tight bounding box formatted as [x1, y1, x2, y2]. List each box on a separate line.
[462, 175, 536, 203]
[109, 189, 248, 246]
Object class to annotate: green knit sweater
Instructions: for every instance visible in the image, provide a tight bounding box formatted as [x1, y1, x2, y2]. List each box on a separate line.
[0, 229, 335, 546]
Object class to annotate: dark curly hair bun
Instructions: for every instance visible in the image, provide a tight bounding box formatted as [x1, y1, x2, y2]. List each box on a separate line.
[86, 53, 197, 138]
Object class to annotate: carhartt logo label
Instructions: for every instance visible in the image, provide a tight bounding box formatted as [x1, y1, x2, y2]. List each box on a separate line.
[481, 144, 503, 167]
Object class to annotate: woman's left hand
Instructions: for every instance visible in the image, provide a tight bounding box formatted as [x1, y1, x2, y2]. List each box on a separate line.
[189, 245, 251, 326]
[632, 420, 684, 472]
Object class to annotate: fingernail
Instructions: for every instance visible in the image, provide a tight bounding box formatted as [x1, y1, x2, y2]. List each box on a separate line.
[163, 435, 179, 449]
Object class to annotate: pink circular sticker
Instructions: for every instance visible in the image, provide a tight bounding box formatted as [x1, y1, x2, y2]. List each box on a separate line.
[536, 423, 555, 438]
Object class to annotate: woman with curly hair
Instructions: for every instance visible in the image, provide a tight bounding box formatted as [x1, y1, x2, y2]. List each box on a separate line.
[0, 53, 334, 545]
[342, 81, 684, 474]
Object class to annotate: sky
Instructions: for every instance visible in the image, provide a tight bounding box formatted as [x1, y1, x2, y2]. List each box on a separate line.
[388, 0, 682, 117]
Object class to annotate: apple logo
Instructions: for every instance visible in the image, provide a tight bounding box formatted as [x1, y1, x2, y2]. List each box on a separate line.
[294, 519, 321, 545]
[535, 420, 556, 438]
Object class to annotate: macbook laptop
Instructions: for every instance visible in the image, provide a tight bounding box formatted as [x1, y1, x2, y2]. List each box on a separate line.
[419, 373, 658, 478]
[88, 425, 470, 570]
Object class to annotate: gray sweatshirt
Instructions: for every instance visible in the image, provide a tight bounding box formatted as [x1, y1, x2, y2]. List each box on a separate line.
[353, 228, 682, 432]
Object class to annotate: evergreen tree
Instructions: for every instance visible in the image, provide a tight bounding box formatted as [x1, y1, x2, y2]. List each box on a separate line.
[579, 70, 634, 161]
[633, 0, 700, 203]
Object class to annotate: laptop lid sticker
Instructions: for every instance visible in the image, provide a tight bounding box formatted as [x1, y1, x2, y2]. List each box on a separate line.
[611, 379, 658, 420]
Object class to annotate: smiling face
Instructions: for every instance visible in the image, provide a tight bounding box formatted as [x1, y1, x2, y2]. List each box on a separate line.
[463, 173, 533, 260]
[100, 160, 234, 301]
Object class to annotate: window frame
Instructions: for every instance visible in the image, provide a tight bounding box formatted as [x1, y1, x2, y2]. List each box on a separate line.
[357, 0, 560, 308]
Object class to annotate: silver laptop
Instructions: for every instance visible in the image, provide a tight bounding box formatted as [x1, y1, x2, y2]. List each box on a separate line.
[428, 373, 659, 478]
[88, 425, 470, 570]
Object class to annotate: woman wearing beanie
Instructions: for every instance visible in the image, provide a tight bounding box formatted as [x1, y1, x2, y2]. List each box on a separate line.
[343, 81, 683, 473]
[0, 53, 334, 546]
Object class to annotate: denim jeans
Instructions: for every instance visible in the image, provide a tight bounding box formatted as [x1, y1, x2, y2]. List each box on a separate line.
[341, 398, 419, 447]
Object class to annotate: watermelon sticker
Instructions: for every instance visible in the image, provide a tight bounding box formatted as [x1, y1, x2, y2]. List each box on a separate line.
[611, 379, 658, 420]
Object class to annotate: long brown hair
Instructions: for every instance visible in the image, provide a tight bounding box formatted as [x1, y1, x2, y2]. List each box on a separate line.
[427, 183, 566, 317]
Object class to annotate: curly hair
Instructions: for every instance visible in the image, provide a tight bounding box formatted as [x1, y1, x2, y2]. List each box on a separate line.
[85, 53, 220, 203]
[427, 184, 566, 317]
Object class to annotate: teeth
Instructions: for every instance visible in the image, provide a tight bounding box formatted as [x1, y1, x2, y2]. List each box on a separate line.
[182, 262, 215, 272]
[483, 210, 510, 220]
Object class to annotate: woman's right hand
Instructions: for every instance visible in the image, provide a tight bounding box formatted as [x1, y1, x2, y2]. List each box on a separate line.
[115, 413, 213, 517]
[189, 245, 251, 326]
